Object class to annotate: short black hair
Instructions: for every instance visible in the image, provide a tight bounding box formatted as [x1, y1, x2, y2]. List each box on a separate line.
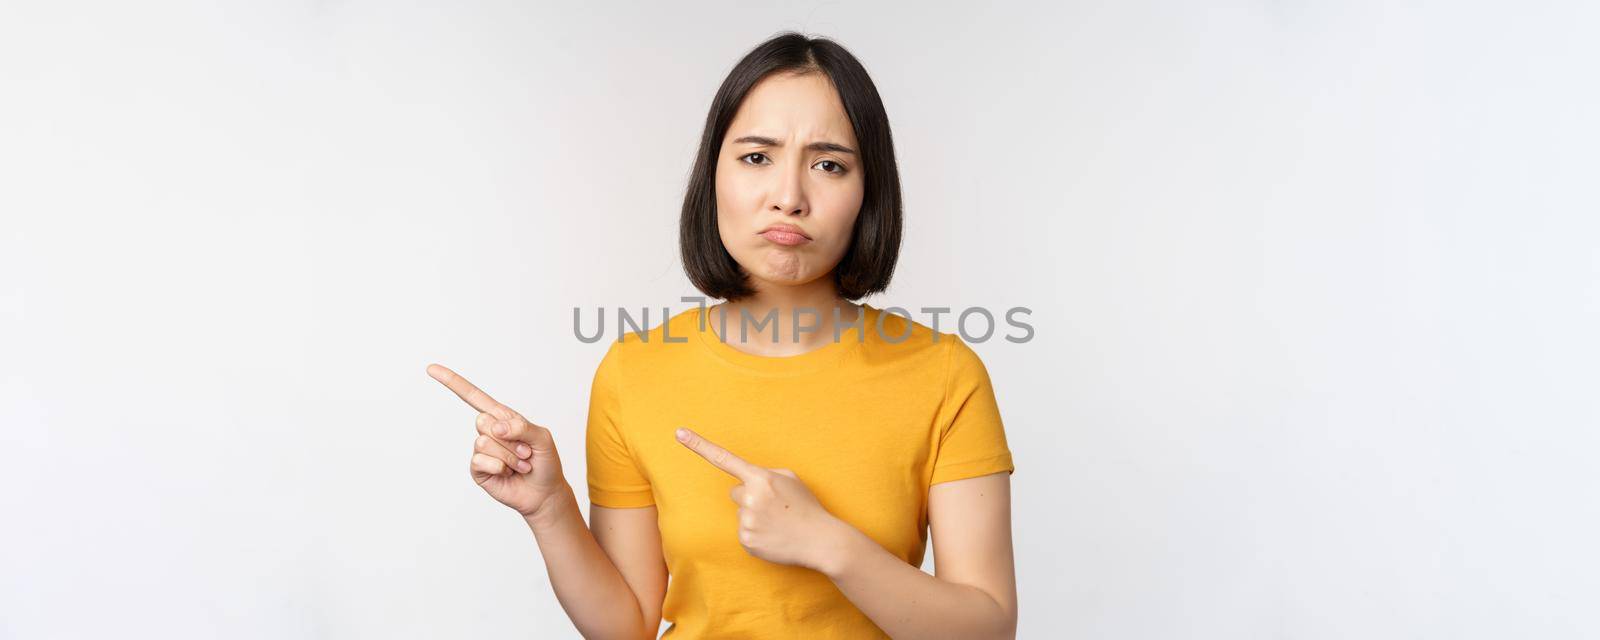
[679, 31, 903, 302]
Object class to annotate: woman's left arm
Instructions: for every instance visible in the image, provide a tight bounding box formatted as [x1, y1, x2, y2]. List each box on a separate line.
[673, 427, 1017, 638]
[821, 471, 1017, 639]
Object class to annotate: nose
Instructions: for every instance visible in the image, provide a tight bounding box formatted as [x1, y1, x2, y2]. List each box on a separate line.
[767, 158, 807, 216]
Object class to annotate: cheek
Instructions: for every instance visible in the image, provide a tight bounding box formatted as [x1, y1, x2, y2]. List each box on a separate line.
[713, 166, 739, 244]
[714, 164, 758, 212]
[820, 188, 865, 251]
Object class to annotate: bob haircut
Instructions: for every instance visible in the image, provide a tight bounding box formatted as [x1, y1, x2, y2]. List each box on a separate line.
[679, 31, 903, 302]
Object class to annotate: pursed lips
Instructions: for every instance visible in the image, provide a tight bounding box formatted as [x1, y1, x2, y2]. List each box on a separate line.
[757, 223, 812, 245]
[758, 223, 810, 238]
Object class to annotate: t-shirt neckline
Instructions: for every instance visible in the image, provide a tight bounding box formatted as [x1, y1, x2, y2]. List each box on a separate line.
[693, 303, 876, 376]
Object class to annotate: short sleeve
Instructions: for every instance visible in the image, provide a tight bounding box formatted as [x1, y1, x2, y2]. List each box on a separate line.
[585, 341, 655, 508]
[930, 336, 1016, 486]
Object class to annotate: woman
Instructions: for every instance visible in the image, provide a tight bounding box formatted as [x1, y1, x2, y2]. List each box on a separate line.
[428, 32, 1017, 639]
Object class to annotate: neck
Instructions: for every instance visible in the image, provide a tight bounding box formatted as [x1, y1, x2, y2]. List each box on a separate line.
[711, 276, 863, 356]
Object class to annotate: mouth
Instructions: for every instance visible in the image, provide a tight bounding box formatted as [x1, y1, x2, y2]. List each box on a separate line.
[757, 223, 812, 246]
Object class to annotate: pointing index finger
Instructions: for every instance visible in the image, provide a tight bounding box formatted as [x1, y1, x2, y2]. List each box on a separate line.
[426, 363, 510, 418]
[676, 427, 761, 481]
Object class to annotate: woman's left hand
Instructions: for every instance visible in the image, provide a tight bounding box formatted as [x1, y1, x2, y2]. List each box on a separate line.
[675, 426, 852, 573]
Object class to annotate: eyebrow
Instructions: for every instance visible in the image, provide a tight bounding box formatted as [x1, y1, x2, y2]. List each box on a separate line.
[731, 135, 857, 156]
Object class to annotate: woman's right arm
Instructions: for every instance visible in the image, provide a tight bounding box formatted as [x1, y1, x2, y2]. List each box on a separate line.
[523, 485, 664, 640]
[426, 364, 663, 639]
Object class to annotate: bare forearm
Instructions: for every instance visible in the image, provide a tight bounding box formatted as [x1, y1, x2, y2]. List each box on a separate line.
[821, 524, 1014, 639]
[524, 484, 653, 640]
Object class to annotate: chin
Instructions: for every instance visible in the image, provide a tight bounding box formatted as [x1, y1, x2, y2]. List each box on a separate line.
[747, 268, 821, 288]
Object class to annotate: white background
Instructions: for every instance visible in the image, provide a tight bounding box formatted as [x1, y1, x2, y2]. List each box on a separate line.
[3, 1, 1597, 638]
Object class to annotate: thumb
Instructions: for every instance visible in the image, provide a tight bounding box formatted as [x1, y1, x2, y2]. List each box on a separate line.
[528, 426, 559, 454]
[509, 420, 558, 455]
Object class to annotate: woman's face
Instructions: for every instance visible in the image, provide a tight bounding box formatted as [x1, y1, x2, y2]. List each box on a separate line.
[715, 71, 865, 290]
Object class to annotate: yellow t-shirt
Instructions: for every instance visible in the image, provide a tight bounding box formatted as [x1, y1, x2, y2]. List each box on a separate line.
[584, 303, 1015, 639]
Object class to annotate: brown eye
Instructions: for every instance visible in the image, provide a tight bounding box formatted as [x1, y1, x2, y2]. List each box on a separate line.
[815, 160, 846, 175]
[740, 153, 770, 165]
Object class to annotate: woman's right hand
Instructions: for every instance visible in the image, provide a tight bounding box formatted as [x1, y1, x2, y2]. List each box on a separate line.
[427, 363, 569, 518]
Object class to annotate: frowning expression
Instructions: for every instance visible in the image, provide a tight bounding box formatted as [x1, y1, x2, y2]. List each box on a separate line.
[715, 71, 865, 287]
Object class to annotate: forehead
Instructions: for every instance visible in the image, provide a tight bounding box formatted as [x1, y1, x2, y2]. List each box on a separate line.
[725, 72, 857, 146]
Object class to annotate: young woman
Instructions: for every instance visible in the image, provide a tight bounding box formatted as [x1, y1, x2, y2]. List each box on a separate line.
[428, 32, 1017, 639]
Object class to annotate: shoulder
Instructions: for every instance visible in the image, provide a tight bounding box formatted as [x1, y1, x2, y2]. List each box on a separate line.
[858, 305, 984, 371]
[872, 306, 995, 394]
[596, 305, 702, 370]
[942, 332, 994, 390]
